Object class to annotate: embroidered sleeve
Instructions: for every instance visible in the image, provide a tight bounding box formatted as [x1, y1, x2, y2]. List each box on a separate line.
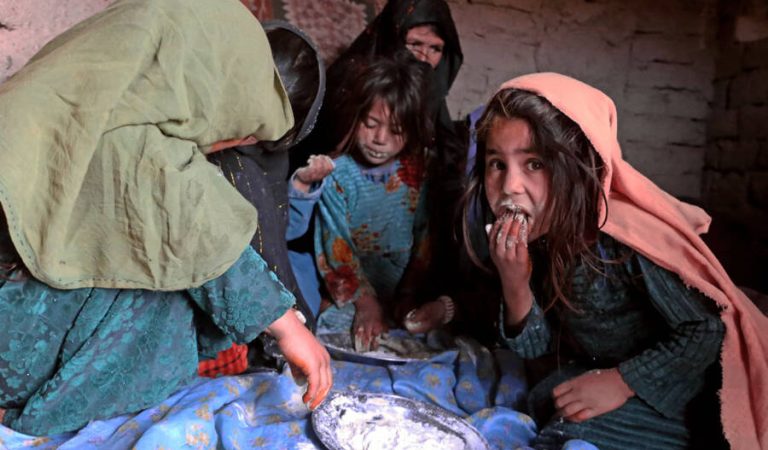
[188, 247, 294, 345]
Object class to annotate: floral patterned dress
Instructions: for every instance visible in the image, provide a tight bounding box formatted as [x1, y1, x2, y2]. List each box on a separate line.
[313, 153, 428, 330]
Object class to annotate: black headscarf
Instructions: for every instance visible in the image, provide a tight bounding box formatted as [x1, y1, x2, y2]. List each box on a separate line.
[208, 20, 325, 331]
[290, 0, 463, 172]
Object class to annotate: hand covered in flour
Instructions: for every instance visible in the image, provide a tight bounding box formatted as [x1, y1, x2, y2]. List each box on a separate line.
[403, 296, 455, 334]
[353, 294, 388, 351]
[487, 209, 531, 288]
[267, 309, 332, 410]
[552, 368, 635, 423]
[293, 154, 335, 193]
[487, 210, 534, 327]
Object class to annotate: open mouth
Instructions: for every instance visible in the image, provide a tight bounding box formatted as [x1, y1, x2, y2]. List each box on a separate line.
[498, 202, 529, 222]
[494, 201, 532, 243]
[364, 148, 389, 160]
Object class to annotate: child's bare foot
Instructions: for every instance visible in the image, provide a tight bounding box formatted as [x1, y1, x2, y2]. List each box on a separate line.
[403, 296, 455, 334]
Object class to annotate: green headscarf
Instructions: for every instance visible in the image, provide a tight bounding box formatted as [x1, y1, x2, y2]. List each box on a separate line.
[0, 0, 294, 290]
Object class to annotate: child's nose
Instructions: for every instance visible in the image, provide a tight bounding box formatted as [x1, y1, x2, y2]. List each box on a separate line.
[372, 126, 388, 144]
[502, 171, 524, 195]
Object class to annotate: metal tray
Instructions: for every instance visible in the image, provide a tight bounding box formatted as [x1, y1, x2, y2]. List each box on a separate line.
[312, 391, 490, 450]
[317, 330, 448, 366]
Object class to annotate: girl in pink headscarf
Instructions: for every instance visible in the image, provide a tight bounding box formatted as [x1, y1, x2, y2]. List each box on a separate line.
[461, 73, 768, 449]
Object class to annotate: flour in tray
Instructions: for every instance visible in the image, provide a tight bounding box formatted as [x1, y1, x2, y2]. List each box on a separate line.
[329, 395, 465, 450]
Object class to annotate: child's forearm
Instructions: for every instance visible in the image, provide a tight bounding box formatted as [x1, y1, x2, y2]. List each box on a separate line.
[501, 284, 534, 328]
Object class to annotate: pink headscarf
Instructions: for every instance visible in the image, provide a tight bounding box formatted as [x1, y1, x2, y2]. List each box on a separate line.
[500, 73, 768, 449]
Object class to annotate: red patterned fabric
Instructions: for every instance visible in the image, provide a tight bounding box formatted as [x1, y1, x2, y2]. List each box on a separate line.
[239, 0, 273, 21]
[198, 343, 249, 377]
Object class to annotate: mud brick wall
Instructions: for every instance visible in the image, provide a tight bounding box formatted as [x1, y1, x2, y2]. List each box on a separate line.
[703, 1, 768, 291]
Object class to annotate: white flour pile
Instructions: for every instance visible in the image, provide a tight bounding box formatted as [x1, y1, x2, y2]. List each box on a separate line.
[329, 395, 465, 450]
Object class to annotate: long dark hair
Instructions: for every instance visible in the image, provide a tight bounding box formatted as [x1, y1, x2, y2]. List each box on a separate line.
[334, 52, 433, 159]
[461, 88, 608, 310]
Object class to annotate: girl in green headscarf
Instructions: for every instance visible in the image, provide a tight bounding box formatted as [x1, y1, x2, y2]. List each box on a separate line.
[0, 0, 331, 436]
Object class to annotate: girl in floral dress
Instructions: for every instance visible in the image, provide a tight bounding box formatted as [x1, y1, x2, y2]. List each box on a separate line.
[312, 54, 434, 350]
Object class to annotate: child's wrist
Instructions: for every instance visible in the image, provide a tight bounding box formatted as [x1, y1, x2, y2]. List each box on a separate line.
[354, 294, 379, 310]
[501, 287, 534, 327]
[610, 367, 636, 399]
[291, 171, 312, 193]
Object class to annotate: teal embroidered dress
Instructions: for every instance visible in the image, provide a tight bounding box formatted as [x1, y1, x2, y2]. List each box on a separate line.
[314, 153, 428, 329]
[0, 230, 294, 436]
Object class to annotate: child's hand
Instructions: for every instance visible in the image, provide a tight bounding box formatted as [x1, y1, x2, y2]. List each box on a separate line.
[487, 212, 531, 291]
[403, 296, 454, 334]
[267, 309, 333, 410]
[353, 295, 388, 351]
[488, 213, 535, 326]
[552, 368, 635, 423]
[293, 155, 335, 193]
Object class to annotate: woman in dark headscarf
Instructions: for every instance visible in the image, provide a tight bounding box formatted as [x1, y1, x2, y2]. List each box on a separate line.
[291, 0, 463, 170]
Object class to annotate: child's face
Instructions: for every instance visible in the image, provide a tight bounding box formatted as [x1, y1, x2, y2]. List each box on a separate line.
[404, 25, 444, 69]
[484, 117, 550, 242]
[355, 98, 406, 166]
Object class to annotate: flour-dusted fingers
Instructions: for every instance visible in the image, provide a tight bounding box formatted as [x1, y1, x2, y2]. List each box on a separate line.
[490, 214, 515, 258]
[354, 326, 371, 352]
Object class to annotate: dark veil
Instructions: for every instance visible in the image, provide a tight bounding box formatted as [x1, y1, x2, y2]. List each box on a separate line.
[207, 20, 325, 332]
[290, 0, 463, 171]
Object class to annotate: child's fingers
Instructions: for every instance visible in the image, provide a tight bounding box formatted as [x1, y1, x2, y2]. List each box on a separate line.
[564, 406, 594, 423]
[403, 309, 423, 333]
[353, 326, 368, 352]
[308, 358, 333, 410]
[553, 390, 579, 411]
[552, 380, 573, 398]
[404, 306, 437, 334]
[490, 217, 513, 255]
[504, 217, 523, 250]
[558, 400, 587, 419]
[497, 217, 514, 246]
[319, 355, 332, 404]
[303, 365, 321, 409]
[355, 324, 376, 351]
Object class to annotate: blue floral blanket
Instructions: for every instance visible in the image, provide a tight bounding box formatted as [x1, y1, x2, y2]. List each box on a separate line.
[0, 338, 597, 449]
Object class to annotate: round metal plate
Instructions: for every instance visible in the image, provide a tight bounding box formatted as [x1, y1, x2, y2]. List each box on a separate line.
[312, 391, 491, 450]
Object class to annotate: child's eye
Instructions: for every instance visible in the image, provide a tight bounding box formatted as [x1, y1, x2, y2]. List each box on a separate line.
[526, 159, 544, 171]
[390, 126, 403, 136]
[487, 159, 505, 170]
[363, 119, 376, 129]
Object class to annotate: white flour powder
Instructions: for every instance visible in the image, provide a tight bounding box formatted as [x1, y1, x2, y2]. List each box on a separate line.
[329, 395, 466, 450]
